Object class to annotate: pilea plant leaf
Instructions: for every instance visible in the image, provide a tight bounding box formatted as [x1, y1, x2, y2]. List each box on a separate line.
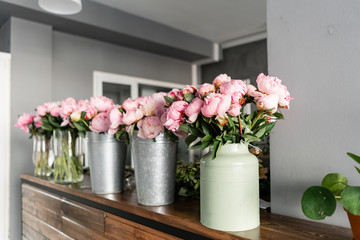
[321, 173, 348, 197]
[340, 187, 360, 215]
[301, 186, 336, 220]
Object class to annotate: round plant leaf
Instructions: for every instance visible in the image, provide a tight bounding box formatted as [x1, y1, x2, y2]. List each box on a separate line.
[301, 186, 336, 220]
[321, 173, 348, 196]
[340, 187, 360, 216]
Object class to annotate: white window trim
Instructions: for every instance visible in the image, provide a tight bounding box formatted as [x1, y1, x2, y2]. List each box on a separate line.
[0, 52, 11, 240]
[93, 71, 185, 99]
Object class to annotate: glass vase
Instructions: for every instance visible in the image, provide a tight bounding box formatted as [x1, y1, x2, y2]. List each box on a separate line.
[53, 129, 84, 184]
[32, 135, 52, 177]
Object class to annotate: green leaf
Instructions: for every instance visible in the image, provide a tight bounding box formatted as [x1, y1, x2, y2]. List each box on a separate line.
[78, 131, 86, 138]
[179, 123, 189, 133]
[273, 112, 284, 120]
[242, 133, 260, 143]
[73, 122, 87, 132]
[119, 108, 125, 114]
[340, 187, 360, 215]
[265, 122, 276, 133]
[355, 166, 360, 175]
[189, 125, 204, 138]
[347, 152, 360, 165]
[185, 134, 198, 146]
[255, 125, 266, 139]
[227, 114, 235, 128]
[184, 93, 195, 103]
[48, 115, 60, 128]
[200, 121, 213, 136]
[321, 173, 348, 196]
[301, 186, 336, 220]
[164, 96, 175, 105]
[212, 140, 221, 159]
[201, 134, 213, 143]
[189, 141, 202, 150]
[41, 124, 53, 131]
[201, 141, 212, 149]
[81, 111, 87, 119]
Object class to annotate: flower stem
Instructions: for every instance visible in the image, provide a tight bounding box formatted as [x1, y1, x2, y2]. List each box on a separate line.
[251, 110, 263, 130]
[238, 115, 243, 135]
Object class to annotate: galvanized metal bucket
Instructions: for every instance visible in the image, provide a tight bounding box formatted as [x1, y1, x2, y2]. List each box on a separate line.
[86, 132, 127, 194]
[131, 131, 178, 206]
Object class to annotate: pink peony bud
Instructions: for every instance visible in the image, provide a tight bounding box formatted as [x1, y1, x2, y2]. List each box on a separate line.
[89, 112, 111, 133]
[84, 107, 97, 121]
[213, 74, 231, 89]
[201, 93, 231, 118]
[247, 84, 264, 99]
[36, 105, 47, 116]
[122, 98, 139, 112]
[109, 106, 123, 129]
[197, 83, 216, 99]
[219, 80, 247, 104]
[122, 109, 144, 126]
[14, 113, 34, 133]
[256, 73, 282, 95]
[256, 94, 279, 114]
[185, 97, 203, 123]
[167, 89, 181, 101]
[137, 116, 164, 139]
[49, 106, 61, 117]
[70, 111, 81, 123]
[90, 96, 114, 113]
[163, 101, 188, 131]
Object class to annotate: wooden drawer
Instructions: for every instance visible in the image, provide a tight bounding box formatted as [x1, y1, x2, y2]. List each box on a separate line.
[105, 213, 181, 240]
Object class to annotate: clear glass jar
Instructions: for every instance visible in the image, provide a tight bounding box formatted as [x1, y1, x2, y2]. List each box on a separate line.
[32, 135, 52, 177]
[53, 129, 84, 184]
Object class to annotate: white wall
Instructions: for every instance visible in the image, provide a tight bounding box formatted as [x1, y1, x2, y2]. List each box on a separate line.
[268, 0, 360, 227]
[52, 31, 192, 101]
[0, 52, 11, 240]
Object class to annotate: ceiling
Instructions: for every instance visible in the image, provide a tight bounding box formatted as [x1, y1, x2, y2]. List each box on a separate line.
[90, 0, 266, 43]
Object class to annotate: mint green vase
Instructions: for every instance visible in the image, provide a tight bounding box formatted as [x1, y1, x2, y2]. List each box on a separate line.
[200, 143, 260, 231]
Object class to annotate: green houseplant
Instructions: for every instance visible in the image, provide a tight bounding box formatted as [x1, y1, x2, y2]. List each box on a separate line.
[301, 152, 360, 239]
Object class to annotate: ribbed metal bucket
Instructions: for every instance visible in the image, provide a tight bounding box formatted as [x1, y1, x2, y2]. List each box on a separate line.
[86, 132, 127, 194]
[131, 131, 178, 206]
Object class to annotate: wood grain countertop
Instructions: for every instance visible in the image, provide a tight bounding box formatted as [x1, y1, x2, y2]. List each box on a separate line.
[21, 173, 353, 240]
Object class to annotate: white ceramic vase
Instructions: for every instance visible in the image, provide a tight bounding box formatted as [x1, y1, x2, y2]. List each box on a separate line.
[200, 143, 260, 231]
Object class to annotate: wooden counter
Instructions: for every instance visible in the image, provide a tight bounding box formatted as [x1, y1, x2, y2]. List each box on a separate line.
[21, 173, 353, 240]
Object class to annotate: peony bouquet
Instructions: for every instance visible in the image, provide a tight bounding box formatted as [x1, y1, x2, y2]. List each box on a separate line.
[163, 73, 292, 158]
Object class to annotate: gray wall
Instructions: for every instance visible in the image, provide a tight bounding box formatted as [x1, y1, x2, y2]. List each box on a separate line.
[201, 40, 267, 84]
[268, 0, 360, 227]
[0, 18, 10, 53]
[52, 31, 191, 101]
[10, 17, 52, 239]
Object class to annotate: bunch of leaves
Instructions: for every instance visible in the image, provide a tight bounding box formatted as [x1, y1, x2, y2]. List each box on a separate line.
[301, 152, 360, 219]
[176, 160, 200, 198]
[180, 109, 283, 159]
[27, 120, 52, 139]
[41, 113, 65, 132]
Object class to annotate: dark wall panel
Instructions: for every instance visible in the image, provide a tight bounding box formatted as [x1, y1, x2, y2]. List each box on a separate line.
[201, 39, 267, 84]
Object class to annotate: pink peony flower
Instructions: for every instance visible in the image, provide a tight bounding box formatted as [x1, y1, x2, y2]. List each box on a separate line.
[213, 74, 231, 89]
[109, 106, 123, 129]
[34, 115, 43, 128]
[256, 73, 282, 95]
[137, 96, 156, 117]
[228, 103, 242, 117]
[49, 106, 61, 117]
[137, 116, 164, 139]
[185, 97, 204, 123]
[77, 99, 90, 111]
[167, 89, 181, 101]
[163, 101, 188, 131]
[84, 107, 97, 120]
[36, 105, 47, 116]
[152, 92, 167, 117]
[14, 113, 34, 133]
[272, 85, 293, 109]
[201, 93, 231, 118]
[60, 104, 76, 119]
[62, 97, 77, 106]
[89, 112, 111, 133]
[197, 83, 216, 99]
[256, 94, 279, 114]
[219, 80, 247, 104]
[122, 109, 144, 126]
[90, 96, 114, 113]
[247, 84, 264, 99]
[181, 85, 197, 95]
[122, 98, 139, 112]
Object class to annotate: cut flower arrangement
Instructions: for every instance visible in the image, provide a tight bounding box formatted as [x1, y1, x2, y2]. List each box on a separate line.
[163, 73, 293, 158]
